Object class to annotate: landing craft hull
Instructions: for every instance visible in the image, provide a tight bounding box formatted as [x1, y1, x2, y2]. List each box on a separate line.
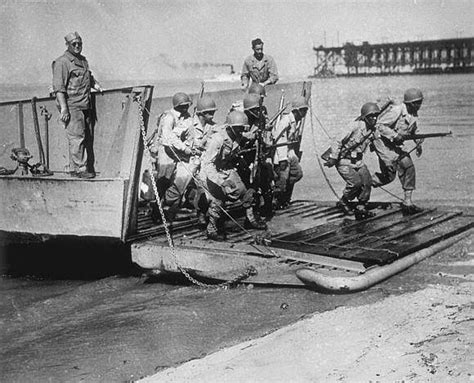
[0, 81, 309, 241]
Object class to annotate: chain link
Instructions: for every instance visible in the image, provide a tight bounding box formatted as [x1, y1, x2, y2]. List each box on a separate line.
[136, 96, 258, 288]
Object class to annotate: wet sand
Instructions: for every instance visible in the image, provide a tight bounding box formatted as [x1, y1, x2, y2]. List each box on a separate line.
[1, 231, 472, 382]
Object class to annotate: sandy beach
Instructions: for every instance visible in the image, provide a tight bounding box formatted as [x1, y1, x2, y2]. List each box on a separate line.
[143, 237, 473, 383]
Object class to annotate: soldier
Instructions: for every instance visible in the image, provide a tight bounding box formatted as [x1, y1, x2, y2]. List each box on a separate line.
[324, 102, 380, 220]
[241, 93, 275, 217]
[149, 92, 196, 222]
[371, 88, 424, 215]
[192, 95, 220, 227]
[200, 111, 267, 241]
[272, 96, 306, 209]
[240, 38, 279, 90]
[52, 32, 103, 178]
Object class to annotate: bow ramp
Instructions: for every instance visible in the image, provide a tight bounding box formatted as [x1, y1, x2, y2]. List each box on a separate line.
[131, 200, 473, 292]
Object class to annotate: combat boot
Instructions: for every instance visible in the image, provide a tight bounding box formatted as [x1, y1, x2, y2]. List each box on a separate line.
[336, 197, 353, 215]
[206, 216, 226, 241]
[244, 208, 268, 230]
[401, 203, 423, 216]
[197, 211, 207, 229]
[354, 204, 376, 220]
[206, 202, 226, 241]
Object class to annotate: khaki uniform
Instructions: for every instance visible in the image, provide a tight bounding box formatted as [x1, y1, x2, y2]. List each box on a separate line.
[272, 112, 303, 205]
[330, 120, 374, 204]
[241, 54, 279, 87]
[371, 103, 418, 191]
[151, 108, 195, 209]
[52, 50, 97, 173]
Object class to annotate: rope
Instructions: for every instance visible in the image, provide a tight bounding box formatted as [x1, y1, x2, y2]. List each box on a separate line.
[308, 98, 340, 199]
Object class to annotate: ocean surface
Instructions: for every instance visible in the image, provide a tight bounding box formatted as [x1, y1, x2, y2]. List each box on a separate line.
[1, 73, 473, 205]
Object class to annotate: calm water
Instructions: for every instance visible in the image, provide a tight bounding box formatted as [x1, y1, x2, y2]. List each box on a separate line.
[1, 73, 472, 205]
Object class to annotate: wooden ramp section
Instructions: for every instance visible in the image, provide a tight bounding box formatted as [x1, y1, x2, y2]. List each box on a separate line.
[131, 200, 473, 290]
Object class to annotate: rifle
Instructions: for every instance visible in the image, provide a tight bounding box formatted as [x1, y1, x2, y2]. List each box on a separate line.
[403, 132, 452, 140]
[238, 140, 299, 155]
[250, 94, 265, 184]
[321, 98, 394, 163]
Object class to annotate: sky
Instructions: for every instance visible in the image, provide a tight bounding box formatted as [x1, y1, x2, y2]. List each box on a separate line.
[0, 0, 473, 84]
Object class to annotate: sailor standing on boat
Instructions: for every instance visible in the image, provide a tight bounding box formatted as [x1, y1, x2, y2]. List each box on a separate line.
[240, 38, 279, 90]
[272, 96, 306, 210]
[200, 111, 267, 240]
[149, 92, 196, 222]
[52, 32, 102, 179]
[324, 102, 379, 220]
[371, 88, 424, 215]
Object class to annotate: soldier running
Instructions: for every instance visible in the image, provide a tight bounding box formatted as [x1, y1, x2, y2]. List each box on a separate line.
[200, 111, 267, 241]
[324, 102, 380, 220]
[371, 88, 425, 215]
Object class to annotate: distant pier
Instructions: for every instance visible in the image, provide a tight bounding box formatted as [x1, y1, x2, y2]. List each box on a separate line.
[311, 37, 474, 77]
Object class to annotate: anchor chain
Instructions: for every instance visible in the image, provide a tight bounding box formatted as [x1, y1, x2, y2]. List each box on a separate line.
[135, 96, 257, 288]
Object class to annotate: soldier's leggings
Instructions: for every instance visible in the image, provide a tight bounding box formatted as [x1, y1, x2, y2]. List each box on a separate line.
[164, 158, 200, 209]
[337, 163, 372, 203]
[372, 154, 416, 191]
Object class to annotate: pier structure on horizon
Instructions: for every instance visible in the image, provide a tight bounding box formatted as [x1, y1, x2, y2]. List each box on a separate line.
[311, 37, 474, 77]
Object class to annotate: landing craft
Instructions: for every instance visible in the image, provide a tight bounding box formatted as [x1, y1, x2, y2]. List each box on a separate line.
[0, 82, 472, 292]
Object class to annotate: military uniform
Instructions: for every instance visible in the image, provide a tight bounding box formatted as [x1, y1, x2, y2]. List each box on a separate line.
[200, 128, 255, 237]
[52, 50, 97, 173]
[272, 112, 303, 207]
[150, 108, 195, 213]
[371, 103, 418, 191]
[241, 54, 278, 87]
[330, 120, 374, 205]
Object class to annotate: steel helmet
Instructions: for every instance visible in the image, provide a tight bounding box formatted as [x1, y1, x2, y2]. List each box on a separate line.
[403, 88, 423, 103]
[172, 92, 192, 108]
[226, 110, 249, 128]
[291, 96, 309, 111]
[196, 95, 217, 113]
[243, 94, 261, 111]
[248, 83, 266, 97]
[358, 102, 381, 120]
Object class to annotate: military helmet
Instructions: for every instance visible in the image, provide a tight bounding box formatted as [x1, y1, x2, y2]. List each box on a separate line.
[226, 111, 249, 128]
[403, 88, 423, 103]
[196, 95, 217, 113]
[291, 96, 309, 111]
[243, 94, 261, 111]
[172, 92, 192, 108]
[248, 83, 266, 97]
[358, 102, 381, 120]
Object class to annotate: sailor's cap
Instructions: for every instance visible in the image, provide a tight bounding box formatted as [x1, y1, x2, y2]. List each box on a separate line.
[64, 32, 82, 43]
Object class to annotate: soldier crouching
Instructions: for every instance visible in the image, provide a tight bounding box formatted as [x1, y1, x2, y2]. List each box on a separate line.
[200, 111, 267, 241]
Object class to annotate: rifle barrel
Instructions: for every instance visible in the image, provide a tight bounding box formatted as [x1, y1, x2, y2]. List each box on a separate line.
[405, 132, 452, 140]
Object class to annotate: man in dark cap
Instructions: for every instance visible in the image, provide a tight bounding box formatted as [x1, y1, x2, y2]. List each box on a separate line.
[240, 38, 279, 90]
[52, 32, 102, 178]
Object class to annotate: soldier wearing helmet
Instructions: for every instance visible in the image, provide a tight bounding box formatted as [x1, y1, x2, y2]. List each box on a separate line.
[371, 88, 424, 215]
[271, 95, 307, 209]
[200, 111, 267, 240]
[148, 92, 195, 223]
[324, 102, 380, 219]
[191, 95, 220, 227]
[240, 38, 279, 90]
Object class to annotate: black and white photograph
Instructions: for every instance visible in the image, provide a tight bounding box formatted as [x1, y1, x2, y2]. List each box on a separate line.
[1, 0, 473, 381]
